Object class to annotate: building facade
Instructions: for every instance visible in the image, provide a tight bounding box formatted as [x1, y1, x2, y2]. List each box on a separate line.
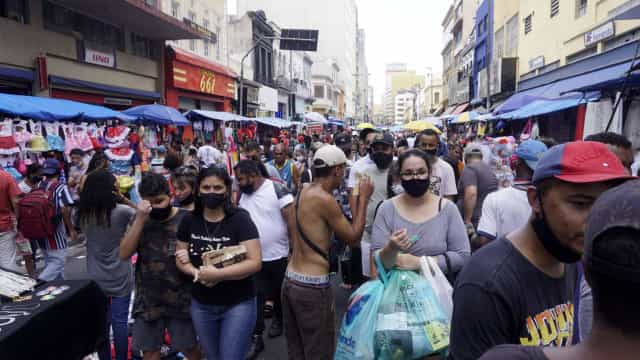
[418, 75, 444, 117]
[383, 63, 425, 123]
[0, 0, 201, 107]
[236, 0, 359, 119]
[356, 28, 370, 123]
[310, 57, 340, 116]
[394, 90, 416, 123]
[473, 0, 493, 104]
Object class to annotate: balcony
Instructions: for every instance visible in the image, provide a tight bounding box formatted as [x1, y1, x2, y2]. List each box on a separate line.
[51, 0, 204, 40]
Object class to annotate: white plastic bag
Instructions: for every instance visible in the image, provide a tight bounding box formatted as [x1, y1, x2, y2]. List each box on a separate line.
[420, 256, 454, 320]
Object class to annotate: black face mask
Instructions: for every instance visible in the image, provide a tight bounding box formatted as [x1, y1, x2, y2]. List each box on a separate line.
[424, 149, 437, 156]
[150, 205, 172, 221]
[401, 178, 430, 198]
[178, 193, 195, 206]
[240, 182, 255, 195]
[531, 193, 582, 264]
[201, 193, 226, 210]
[371, 151, 393, 170]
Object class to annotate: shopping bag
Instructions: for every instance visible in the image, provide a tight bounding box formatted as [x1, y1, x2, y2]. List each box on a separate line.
[374, 266, 450, 359]
[420, 256, 454, 321]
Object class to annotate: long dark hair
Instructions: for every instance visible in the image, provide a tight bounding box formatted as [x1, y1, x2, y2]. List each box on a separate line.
[78, 169, 117, 228]
[193, 167, 237, 218]
[87, 151, 110, 173]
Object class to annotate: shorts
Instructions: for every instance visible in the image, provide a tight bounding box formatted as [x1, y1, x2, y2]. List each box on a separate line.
[132, 316, 198, 352]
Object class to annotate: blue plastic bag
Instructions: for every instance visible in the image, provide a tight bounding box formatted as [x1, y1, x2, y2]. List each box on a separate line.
[335, 279, 385, 359]
[374, 259, 450, 359]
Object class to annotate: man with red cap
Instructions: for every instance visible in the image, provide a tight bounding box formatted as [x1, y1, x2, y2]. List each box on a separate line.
[449, 141, 634, 360]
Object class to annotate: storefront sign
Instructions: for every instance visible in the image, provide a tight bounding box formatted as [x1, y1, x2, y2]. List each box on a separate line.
[529, 56, 545, 71]
[172, 61, 235, 98]
[259, 86, 278, 112]
[246, 86, 259, 105]
[183, 18, 217, 43]
[585, 21, 615, 47]
[84, 48, 116, 68]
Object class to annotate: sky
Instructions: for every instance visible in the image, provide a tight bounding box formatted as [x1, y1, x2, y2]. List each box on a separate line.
[227, 0, 451, 105]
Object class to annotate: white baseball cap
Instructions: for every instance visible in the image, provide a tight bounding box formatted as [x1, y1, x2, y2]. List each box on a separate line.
[313, 145, 347, 168]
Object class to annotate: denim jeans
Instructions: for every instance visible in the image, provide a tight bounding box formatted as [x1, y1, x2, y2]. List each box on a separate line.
[37, 247, 66, 282]
[190, 297, 257, 360]
[98, 294, 131, 360]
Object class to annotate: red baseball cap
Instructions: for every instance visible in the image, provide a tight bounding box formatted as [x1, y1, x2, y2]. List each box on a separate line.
[532, 141, 635, 184]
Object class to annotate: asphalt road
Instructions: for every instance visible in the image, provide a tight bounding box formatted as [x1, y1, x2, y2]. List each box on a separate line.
[34, 242, 355, 360]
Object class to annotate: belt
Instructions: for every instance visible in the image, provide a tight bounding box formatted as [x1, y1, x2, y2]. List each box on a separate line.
[285, 270, 331, 288]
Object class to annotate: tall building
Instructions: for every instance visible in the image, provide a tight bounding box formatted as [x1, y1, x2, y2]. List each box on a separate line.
[383, 63, 425, 123]
[442, 4, 456, 109]
[394, 90, 416, 123]
[310, 58, 341, 116]
[161, 0, 228, 65]
[418, 75, 444, 118]
[356, 28, 369, 122]
[236, 0, 359, 119]
[487, 0, 519, 103]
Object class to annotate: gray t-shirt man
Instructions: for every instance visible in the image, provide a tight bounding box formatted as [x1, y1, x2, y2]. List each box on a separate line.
[84, 204, 136, 297]
[458, 161, 498, 227]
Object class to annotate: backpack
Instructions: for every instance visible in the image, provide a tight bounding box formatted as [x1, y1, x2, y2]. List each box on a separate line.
[18, 181, 60, 240]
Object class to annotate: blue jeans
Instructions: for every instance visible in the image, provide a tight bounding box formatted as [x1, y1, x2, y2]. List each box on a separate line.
[190, 297, 257, 360]
[98, 295, 131, 360]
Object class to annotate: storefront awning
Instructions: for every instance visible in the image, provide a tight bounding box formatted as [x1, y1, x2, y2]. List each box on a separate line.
[253, 117, 293, 129]
[451, 103, 470, 115]
[50, 76, 161, 100]
[52, 0, 204, 40]
[185, 110, 252, 122]
[0, 66, 33, 82]
[496, 96, 588, 121]
[441, 105, 456, 116]
[169, 46, 237, 78]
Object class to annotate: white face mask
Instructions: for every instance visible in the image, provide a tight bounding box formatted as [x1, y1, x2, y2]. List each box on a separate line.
[392, 184, 405, 196]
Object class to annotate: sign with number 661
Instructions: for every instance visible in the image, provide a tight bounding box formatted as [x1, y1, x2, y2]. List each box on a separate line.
[199, 71, 217, 94]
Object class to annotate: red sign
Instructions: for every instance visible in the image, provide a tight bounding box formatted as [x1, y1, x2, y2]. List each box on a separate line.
[172, 60, 235, 99]
[36, 55, 48, 91]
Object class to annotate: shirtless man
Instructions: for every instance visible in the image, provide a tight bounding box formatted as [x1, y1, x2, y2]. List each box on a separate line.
[282, 145, 373, 360]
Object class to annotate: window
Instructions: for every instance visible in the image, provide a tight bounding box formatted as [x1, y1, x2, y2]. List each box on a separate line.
[131, 33, 154, 59]
[314, 85, 324, 98]
[577, 0, 587, 18]
[494, 26, 504, 58]
[505, 14, 519, 57]
[203, 19, 209, 30]
[434, 92, 440, 105]
[1, 0, 28, 24]
[551, 0, 559, 17]
[190, 39, 196, 51]
[203, 40, 209, 57]
[215, 27, 221, 60]
[171, 1, 179, 17]
[524, 14, 532, 34]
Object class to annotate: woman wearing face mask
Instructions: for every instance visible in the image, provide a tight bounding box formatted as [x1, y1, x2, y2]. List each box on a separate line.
[371, 149, 470, 278]
[175, 167, 262, 360]
[78, 169, 136, 360]
[172, 166, 198, 211]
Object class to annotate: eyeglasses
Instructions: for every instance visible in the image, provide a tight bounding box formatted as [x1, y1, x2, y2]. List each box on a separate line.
[400, 169, 429, 180]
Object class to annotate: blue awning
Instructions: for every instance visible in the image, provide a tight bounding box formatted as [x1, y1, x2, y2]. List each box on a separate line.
[50, 76, 161, 100]
[0, 93, 134, 122]
[0, 66, 34, 82]
[184, 110, 252, 122]
[253, 117, 293, 129]
[123, 104, 189, 126]
[496, 96, 588, 121]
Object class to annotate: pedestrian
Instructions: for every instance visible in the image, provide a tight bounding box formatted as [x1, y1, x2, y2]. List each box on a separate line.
[17, 163, 42, 276]
[584, 132, 634, 173]
[442, 143, 463, 184]
[372, 149, 470, 277]
[396, 138, 409, 157]
[172, 165, 198, 211]
[348, 132, 394, 278]
[119, 173, 201, 360]
[457, 143, 498, 239]
[150, 145, 167, 174]
[294, 147, 312, 186]
[284, 145, 373, 359]
[414, 129, 458, 201]
[67, 148, 87, 202]
[475, 140, 548, 251]
[480, 179, 640, 360]
[268, 143, 299, 191]
[79, 151, 110, 193]
[234, 160, 295, 359]
[37, 158, 77, 281]
[243, 141, 282, 182]
[0, 167, 22, 273]
[449, 141, 634, 360]
[174, 167, 261, 360]
[78, 169, 135, 360]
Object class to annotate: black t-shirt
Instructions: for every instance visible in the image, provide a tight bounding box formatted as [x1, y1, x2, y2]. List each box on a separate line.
[449, 238, 578, 360]
[177, 209, 259, 306]
[479, 345, 548, 360]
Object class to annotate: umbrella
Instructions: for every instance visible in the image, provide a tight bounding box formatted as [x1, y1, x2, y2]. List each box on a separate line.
[123, 104, 189, 126]
[356, 122, 374, 130]
[304, 112, 327, 123]
[452, 111, 480, 124]
[402, 120, 442, 134]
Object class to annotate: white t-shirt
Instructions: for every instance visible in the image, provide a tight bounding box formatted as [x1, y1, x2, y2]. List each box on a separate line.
[197, 145, 223, 168]
[430, 157, 458, 197]
[347, 155, 373, 189]
[239, 179, 293, 261]
[477, 187, 530, 240]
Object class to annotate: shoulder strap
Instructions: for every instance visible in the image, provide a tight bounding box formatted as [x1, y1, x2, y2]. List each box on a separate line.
[373, 200, 384, 222]
[272, 180, 291, 200]
[438, 197, 443, 212]
[295, 189, 329, 262]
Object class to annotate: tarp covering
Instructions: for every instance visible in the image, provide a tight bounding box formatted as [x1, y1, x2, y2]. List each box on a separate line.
[184, 110, 252, 122]
[0, 93, 133, 122]
[123, 104, 189, 126]
[253, 117, 293, 129]
[493, 94, 546, 115]
[496, 96, 588, 120]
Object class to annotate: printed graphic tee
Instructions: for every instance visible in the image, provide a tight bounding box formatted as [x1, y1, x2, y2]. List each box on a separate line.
[449, 238, 578, 360]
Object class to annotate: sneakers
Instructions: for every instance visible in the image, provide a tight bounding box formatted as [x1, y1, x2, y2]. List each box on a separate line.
[268, 319, 283, 338]
[245, 334, 264, 360]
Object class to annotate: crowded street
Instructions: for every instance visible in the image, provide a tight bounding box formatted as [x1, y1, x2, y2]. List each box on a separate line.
[3, 0, 640, 360]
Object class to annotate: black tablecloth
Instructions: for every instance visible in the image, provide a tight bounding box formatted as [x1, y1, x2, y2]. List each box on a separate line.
[0, 280, 107, 360]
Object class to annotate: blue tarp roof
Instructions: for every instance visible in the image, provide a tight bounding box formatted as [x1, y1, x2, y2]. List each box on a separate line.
[496, 96, 588, 120]
[123, 104, 189, 126]
[184, 110, 252, 122]
[253, 117, 293, 129]
[0, 93, 133, 122]
[493, 94, 546, 115]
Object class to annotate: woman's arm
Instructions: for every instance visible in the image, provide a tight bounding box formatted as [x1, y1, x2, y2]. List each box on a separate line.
[438, 201, 471, 274]
[199, 239, 262, 282]
[175, 241, 199, 277]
